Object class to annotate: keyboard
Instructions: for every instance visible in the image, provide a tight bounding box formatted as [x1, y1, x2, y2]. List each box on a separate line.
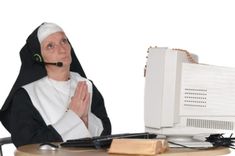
[60, 132, 157, 148]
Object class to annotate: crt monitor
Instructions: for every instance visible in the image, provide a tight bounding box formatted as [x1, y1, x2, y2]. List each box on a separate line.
[144, 47, 235, 141]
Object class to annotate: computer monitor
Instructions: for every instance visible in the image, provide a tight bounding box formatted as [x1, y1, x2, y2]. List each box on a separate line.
[144, 47, 235, 142]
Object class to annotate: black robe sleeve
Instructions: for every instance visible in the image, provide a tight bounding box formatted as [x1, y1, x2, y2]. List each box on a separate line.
[10, 88, 62, 147]
[91, 84, 111, 136]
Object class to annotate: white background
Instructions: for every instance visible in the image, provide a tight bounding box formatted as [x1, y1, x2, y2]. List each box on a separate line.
[1, 0, 235, 155]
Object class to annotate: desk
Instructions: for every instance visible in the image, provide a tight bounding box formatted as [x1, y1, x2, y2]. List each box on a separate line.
[15, 144, 231, 156]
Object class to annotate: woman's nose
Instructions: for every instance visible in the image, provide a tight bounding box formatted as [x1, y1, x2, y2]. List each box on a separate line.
[57, 45, 66, 54]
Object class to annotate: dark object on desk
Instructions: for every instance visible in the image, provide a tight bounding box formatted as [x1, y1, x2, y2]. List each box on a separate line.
[206, 133, 235, 149]
[60, 132, 157, 149]
[39, 142, 59, 151]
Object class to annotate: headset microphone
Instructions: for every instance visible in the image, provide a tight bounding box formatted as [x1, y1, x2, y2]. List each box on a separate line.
[44, 62, 63, 67]
[33, 53, 63, 67]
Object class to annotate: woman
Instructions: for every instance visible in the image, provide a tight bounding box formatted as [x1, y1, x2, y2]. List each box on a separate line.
[0, 22, 111, 147]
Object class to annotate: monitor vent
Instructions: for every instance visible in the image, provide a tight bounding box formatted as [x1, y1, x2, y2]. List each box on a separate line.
[183, 88, 207, 107]
[186, 118, 234, 130]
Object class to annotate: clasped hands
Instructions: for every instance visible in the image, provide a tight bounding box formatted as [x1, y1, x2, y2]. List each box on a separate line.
[69, 81, 90, 126]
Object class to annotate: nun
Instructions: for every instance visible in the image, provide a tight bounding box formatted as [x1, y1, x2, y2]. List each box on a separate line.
[0, 22, 111, 147]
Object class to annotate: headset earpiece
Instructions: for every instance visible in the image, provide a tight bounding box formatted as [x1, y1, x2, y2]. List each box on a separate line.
[33, 53, 43, 63]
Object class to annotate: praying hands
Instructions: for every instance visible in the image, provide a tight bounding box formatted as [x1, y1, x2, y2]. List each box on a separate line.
[69, 81, 90, 127]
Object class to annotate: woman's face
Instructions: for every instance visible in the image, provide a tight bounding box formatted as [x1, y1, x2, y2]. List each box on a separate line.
[40, 32, 72, 67]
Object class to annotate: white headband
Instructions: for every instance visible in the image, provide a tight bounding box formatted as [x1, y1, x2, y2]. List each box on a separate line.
[37, 22, 63, 44]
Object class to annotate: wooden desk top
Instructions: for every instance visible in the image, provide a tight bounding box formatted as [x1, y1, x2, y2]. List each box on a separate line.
[15, 143, 231, 156]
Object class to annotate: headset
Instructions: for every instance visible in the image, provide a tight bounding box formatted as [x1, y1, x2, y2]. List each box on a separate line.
[33, 53, 63, 67]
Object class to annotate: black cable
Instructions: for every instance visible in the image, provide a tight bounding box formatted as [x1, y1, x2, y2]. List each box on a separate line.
[205, 133, 235, 149]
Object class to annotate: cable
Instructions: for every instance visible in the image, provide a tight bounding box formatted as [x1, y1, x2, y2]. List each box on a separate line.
[205, 133, 235, 149]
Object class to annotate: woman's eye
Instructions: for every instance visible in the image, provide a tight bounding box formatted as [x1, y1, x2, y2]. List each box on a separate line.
[47, 43, 54, 49]
[61, 38, 68, 44]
